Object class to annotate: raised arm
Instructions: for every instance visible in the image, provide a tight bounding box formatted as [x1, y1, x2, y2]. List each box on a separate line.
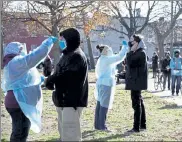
[106, 45, 128, 65]
[10, 37, 57, 71]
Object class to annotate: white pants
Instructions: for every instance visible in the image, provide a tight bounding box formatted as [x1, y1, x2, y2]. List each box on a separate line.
[56, 107, 83, 141]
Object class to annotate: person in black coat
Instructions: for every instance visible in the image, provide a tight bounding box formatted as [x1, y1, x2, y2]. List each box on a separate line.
[125, 35, 148, 132]
[161, 51, 171, 90]
[45, 28, 88, 141]
[152, 52, 159, 78]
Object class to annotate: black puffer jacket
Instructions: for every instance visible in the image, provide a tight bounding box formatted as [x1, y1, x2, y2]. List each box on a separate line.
[45, 28, 88, 108]
[161, 57, 171, 74]
[125, 48, 148, 90]
[152, 55, 158, 68]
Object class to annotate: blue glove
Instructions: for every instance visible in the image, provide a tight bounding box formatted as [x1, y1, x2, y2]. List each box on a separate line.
[122, 40, 128, 46]
[121, 40, 129, 51]
[50, 36, 58, 43]
[40, 75, 45, 83]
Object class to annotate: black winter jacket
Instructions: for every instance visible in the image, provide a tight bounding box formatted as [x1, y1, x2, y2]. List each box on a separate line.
[161, 57, 171, 74]
[45, 28, 88, 108]
[125, 48, 148, 90]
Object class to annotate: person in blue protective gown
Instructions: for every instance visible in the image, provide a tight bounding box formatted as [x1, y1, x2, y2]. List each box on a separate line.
[94, 41, 128, 131]
[1, 36, 57, 142]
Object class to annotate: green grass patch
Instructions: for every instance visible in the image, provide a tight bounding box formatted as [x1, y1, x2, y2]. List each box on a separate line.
[1, 85, 182, 141]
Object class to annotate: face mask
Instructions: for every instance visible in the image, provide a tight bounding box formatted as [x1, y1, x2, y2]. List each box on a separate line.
[175, 54, 179, 58]
[59, 40, 67, 50]
[128, 41, 133, 48]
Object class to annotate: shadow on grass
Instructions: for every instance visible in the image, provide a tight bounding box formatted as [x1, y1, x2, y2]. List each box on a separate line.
[82, 130, 98, 139]
[143, 96, 153, 99]
[147, 90, 164, 93]
[87, 131, 134, 141]
[159, 104, 182, 109]
[46, 130, 135, 141]
[45, 138, 60, 142]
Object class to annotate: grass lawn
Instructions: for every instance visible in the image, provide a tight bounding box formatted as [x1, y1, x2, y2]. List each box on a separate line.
[1, 73, 182, 141]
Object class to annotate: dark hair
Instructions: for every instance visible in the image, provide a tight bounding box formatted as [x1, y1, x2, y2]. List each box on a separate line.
[96, 45, 105, 53]
[133, 34, 141, 43]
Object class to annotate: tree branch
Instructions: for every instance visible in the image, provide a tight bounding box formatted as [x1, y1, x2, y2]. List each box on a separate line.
[137, 1, 157, 34]
[27, 2, 52, 33]
[108, 26, 128, 36]
[163, 7, 182, 38]
[110, 2, 130, 32]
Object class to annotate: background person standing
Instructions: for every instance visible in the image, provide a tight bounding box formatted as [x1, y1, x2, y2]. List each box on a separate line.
[161, 51, 171, 90]
[170, 49, 182, 96]
[152, 52, 159, 78]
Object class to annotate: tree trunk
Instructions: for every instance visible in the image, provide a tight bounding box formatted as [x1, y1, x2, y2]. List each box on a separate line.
[86, 36, 95, 69]
[51, 23, 60, 70]
[1, 35, 4, 68]
[157, 38, 165, 60]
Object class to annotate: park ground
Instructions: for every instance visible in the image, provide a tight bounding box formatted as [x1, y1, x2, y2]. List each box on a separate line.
[1, 72, 182, 141]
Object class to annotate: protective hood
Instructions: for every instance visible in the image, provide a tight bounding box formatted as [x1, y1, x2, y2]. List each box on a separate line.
[101, 45, 113, 56]
[138, 40, 146, 49]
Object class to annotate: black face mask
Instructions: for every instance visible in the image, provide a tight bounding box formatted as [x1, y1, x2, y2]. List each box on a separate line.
[175, 54, 179, 58]
[128, 41, 133, 48]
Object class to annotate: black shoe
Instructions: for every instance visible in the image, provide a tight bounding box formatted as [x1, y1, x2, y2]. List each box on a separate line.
[127, 128, 140, 133]
[140, 126, 147, 131]
[168, 88, 170, 90]
[172, 93, 174, 96]
[176, 93, 179, 96]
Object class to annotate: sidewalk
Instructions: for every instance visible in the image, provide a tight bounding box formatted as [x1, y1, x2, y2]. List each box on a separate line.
[147, 73, 182, 106]
[89, 73, 182, 106]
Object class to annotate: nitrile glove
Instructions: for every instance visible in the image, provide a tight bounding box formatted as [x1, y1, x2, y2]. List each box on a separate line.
[122, 40, 129, 52]
[122, 40, 128, 46]
[40, 75, 45, 83]
[50, 36, 58, 43]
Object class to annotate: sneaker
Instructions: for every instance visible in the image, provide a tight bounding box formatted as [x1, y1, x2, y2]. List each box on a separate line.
[127, 128, 140, 133]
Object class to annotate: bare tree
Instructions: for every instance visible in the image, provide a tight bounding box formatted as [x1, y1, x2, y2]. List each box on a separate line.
[25, 1, 94, 66]
[1, 1, 15, 62]
[107, 1, 158, 38]
[73, 2, 109, 69]
[149, 1, 182, 58]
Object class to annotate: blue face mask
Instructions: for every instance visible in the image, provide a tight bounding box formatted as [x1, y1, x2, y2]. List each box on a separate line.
[59, 40, 67, 50]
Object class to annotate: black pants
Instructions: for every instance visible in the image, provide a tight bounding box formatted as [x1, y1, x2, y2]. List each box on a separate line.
[163, 73, 171, 89]
[6, 108, 31, 142]
[131, 90, 146, 131]
[152, 67, 157, 78]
